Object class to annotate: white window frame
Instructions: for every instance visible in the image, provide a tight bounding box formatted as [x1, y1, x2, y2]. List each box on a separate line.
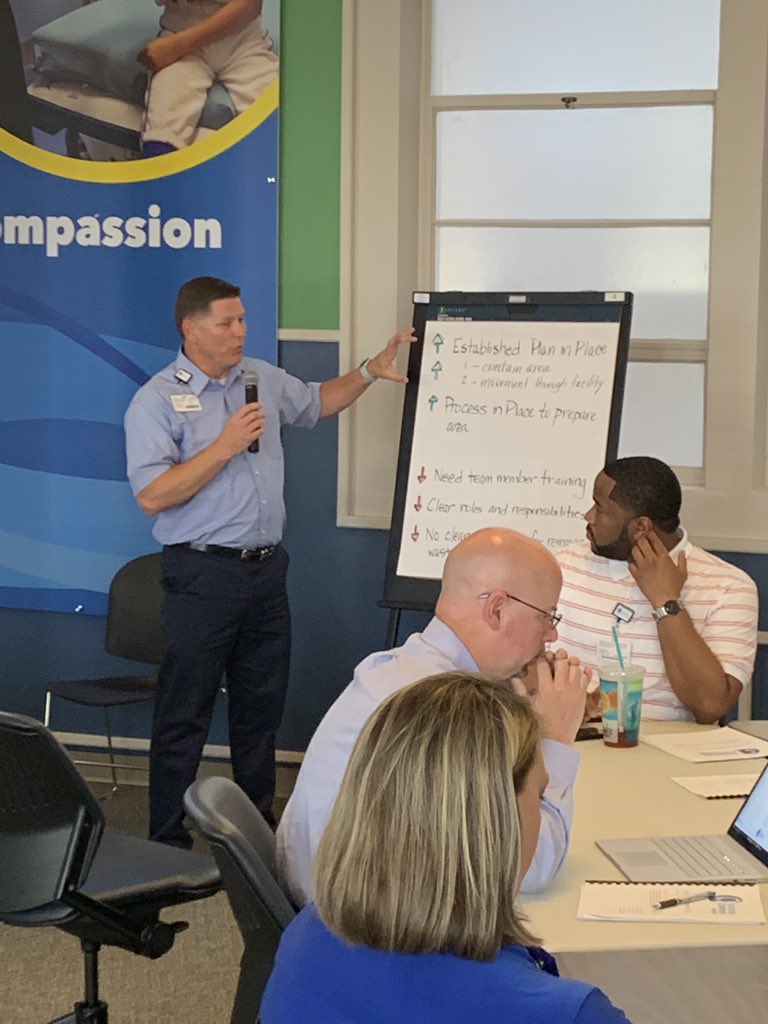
[426, 94, 712, 485]
[338, 0, 768, 554]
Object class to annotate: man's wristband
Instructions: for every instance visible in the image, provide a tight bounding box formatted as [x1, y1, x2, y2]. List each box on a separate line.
[358, 358, 377, 384]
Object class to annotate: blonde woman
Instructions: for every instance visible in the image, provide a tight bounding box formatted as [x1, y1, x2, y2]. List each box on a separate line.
[262, 672, 630, 1024]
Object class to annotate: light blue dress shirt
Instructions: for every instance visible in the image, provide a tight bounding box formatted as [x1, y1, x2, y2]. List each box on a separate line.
[277, 617, 579, 905]
[124, 351, 321, 547]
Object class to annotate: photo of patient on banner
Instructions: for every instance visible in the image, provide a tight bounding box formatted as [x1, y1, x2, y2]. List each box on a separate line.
[4, 0, 279, 162]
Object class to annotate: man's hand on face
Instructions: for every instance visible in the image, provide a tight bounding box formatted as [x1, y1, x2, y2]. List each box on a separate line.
[629, 531, 687, 608]
[525, 650, 591, 745]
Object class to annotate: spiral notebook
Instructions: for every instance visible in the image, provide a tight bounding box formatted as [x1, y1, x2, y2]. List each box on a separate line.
[577, 881, 765, 924]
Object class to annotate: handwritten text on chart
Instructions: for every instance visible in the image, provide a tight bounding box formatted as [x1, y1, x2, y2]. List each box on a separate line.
[422, 336, 612, 434]
[431, 467, 588, 498]
[442, 395, 597, 429]
[396, 319, 621, 580]
[451, 337, 608, 359]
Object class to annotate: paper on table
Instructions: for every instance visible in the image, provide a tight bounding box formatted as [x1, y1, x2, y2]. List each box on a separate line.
[577, 881, 765, 924]
[671, 772, 763, 799]
[641, 726, 768, 763]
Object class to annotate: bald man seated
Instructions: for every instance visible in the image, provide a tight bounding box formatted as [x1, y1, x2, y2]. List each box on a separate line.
[277, 527, 590, 905]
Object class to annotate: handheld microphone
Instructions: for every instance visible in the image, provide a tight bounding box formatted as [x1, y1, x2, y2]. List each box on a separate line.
[243, 370, 260, 453]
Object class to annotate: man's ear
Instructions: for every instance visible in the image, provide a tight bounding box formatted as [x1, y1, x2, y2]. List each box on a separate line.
[628, 515, 654, 542]
[481, 591, 505, 631]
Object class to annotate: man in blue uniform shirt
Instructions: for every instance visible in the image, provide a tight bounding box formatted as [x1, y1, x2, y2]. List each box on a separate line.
[125, 276, 414, 847]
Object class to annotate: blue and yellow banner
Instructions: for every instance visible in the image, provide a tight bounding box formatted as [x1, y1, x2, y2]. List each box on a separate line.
[0, 0, 280, 614]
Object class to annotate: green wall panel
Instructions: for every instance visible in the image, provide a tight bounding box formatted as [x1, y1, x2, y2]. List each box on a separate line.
[279, 0, 342, 331]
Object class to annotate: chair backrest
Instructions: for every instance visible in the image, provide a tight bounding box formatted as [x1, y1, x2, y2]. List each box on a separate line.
[184, 777, 295, 1019]
[105, 552, 166, 665]
[184, 777, 295, 933]
[0, 712, 104, 915]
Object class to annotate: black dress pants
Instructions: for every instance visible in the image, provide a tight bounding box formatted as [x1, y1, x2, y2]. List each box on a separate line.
[150, 544, 291, 847]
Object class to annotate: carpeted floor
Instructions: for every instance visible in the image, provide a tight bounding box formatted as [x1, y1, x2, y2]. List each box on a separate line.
[2, 764, 298, 1024]
[4, 890, 240, 1024]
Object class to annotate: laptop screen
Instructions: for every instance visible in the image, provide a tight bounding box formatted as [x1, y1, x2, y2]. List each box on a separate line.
[729, 760, 768, 866]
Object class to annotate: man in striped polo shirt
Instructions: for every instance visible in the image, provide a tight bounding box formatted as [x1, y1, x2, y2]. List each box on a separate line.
[556, 456, 758, 724]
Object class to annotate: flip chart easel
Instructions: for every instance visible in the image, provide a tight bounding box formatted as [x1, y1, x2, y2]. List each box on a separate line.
[381, 291, 633, 646]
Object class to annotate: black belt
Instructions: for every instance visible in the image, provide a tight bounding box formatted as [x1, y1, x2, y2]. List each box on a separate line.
[179, 542, 277, 562]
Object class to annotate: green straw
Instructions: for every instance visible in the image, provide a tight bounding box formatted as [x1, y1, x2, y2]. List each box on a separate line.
[612, 623, 627, 735]
[611, 624, 626, 672]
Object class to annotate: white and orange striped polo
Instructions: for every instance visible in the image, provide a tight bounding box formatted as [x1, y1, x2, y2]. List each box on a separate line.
[555, 532, 758, 721]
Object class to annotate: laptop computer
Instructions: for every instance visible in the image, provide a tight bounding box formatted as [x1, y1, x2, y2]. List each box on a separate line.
[729, 720, 768, 743]
[597, 760, 768, 882]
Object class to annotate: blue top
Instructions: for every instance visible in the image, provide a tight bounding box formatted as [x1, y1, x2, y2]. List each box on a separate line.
[261, 906, 631, 1024]
[124, 350, 321, 547]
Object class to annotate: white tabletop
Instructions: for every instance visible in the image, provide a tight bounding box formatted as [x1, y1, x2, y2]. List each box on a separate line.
[520, 722, 768, 953]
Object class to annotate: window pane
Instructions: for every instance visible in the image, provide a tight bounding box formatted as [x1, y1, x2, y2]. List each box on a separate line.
[435, 226, 709, 340]
[619, 363, 704, 467]
[436, 107, 713, 220]
[432, 0, 721, 94]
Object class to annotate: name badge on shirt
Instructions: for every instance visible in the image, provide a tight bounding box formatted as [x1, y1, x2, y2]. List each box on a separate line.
[170, 394, 202, 412]
[613, 602, 635, 624]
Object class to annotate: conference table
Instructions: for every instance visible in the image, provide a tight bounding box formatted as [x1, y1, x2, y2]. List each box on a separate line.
[520, 722, 768, 1022]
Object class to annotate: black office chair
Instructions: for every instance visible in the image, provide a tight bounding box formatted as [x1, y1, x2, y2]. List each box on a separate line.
[184, 776, 296, 1024]
[44, 552, 165, 794]
[0, 711, 221, 1024]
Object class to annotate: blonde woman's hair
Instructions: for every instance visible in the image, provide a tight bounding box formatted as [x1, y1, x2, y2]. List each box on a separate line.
[313, 671, 540, 960]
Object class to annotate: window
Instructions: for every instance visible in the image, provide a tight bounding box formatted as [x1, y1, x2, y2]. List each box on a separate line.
[342, 0, 768, 552]
[431, 0, 720, 95]
[430, 0, 720, 472]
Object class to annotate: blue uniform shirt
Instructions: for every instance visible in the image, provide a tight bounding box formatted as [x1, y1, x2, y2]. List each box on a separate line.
[124, 350, 321, 547]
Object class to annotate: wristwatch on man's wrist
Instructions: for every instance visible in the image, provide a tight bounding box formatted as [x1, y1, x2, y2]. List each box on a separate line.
[358, 358, 377, 384]
[651, 599, 685, 622]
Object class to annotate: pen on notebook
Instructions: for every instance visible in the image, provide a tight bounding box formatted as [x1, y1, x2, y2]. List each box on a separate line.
[653, 891, 716, 910]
